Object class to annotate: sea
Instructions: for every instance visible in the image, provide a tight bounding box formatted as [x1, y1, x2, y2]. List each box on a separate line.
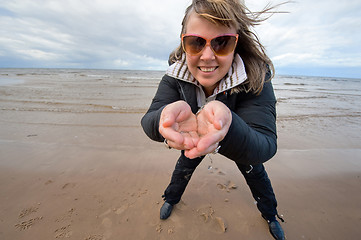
[0, 68, 360, 121]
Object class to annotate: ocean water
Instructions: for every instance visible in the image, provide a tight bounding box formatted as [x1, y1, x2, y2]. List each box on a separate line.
[273, 75, 361, 120]
[1, 68, 360, 120]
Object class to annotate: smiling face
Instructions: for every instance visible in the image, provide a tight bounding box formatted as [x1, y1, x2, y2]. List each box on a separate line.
[184, 12, 237, 96]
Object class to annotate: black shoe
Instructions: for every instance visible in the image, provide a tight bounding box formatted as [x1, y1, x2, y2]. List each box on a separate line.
[268, 220, 285, 240]
[262, 215, 285, 240]
[160, 202, 173, 220]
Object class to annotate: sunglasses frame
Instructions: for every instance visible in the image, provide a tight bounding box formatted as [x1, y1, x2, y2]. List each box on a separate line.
[181, 34, 239, 56]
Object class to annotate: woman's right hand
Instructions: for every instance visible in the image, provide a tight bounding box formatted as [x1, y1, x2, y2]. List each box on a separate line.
[159, 101, 199, 150]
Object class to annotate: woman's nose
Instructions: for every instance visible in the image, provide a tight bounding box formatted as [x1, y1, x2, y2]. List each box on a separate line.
[200, 44, 216, 61]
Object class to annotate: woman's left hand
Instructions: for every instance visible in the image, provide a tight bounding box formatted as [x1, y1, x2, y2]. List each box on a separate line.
[185, 100, 232, 159]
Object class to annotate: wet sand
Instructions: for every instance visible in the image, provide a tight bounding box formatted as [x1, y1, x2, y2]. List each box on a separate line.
[1, 69, 361, 239]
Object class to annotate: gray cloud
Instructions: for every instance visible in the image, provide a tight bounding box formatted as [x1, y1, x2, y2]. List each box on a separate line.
[0, 0, 188, 69]
[1, 0, 360, 77]
[250, 0, 361, 73]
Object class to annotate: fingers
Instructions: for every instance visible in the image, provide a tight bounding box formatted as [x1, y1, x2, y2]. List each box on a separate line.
[159, 115, 182, 145]
[187, 130, 200, 148]
[184, 141, 220, 159]
[196, 101, 231, 143]
[160, 101, 184, 128]
[203, 101, 232, 130]
[197, 130, 224, 151]
[185, 121, 226, 159]
[159, 101, 191, 144]
[163, 131, 199, 150]
[161, 130, 184, 146]
[160, 101, 199, 150]
[161, 101, 192, 125]
[165, 138, 182, 149]
[161, 115, 176, 128]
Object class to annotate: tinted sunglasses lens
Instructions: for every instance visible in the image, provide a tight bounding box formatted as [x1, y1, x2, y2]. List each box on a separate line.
[211, 36, 237, 56]
[183, 36, 206, 55]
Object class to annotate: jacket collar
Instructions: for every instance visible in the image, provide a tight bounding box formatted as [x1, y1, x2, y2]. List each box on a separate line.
[166, 53, 247, 97]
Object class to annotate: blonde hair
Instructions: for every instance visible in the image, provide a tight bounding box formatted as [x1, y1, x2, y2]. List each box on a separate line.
[169, 0, 281, 95]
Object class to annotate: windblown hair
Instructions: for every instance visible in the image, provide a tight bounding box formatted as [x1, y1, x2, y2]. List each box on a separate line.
[169, 0, 281, 95]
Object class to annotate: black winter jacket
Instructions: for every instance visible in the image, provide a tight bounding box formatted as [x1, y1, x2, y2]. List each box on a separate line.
[141, 73, 277, 166]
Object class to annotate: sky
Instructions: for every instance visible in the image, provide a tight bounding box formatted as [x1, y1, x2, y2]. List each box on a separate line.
[0, 0, 360, 78]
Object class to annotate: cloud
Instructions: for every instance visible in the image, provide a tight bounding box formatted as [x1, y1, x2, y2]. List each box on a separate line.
[0, 0, 190, 69]
[0, 0, 360, 77]
[249, 0, 361, 72]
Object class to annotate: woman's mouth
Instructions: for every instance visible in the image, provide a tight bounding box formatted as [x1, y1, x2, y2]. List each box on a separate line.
[198, 67, 217, 72]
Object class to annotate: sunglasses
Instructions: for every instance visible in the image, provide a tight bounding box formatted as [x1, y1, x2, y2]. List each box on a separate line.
[181, 34, 238, 56]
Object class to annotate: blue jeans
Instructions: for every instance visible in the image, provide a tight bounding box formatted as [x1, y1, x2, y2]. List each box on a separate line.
[163, 152, 278, 221]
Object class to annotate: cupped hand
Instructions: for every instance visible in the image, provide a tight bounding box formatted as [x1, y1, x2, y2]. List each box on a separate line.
[159, 101, 199, 150]
[184, 100, 232, 159]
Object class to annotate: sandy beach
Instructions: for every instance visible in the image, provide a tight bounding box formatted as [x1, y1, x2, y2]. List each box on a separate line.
[1, 69, 361, 239]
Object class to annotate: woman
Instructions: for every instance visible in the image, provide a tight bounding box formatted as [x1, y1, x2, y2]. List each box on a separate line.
[141, 0, 285, 239]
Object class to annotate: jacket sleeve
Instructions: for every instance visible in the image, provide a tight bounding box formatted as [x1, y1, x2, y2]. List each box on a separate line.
[218, 80, 277, 165]
[141, 75, 182, 142]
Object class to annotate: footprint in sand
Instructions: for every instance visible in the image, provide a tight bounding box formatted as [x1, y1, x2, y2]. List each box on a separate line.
[54, 208, 76, 238]
[84, 234, 104, 240]
[156, 224, 163, 233]
[15, 204, 43, 231]
[197, 205, 215, 223]
[44, 179, 53, 185]
[18, 205, 40, 218]
[94, 209, 113, 240]
[55, 208, 75, 223]
[54, 224, 72, 238]
[62, 182, 76, 189]
[214, 217, 227, 233]
[15, 216, 43, 230]
[95, 189, 148, 239]
[197, 205, 228, 233]
[216, 180, 238, 192]
[101, 217, 112, 239]
[114, 204, 129, 216]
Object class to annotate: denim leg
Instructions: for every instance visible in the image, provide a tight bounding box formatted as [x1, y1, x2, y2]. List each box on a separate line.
[163, 152, 204, 205]
[237, 163, 278, 221]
